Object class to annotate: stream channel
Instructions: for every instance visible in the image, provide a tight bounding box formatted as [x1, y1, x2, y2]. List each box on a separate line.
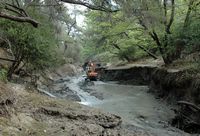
[46, 75, 191, 136]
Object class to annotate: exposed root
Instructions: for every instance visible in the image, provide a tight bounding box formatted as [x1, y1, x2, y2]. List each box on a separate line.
[172, 101, 200, 134]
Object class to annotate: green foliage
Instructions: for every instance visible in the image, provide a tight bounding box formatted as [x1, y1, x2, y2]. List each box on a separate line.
[82, 0, 200, 64]
[176, 21, 200, 52]
[0, 8, 62, 72]
[118, 46, 136, 60]
[0, 20, 59, 69]
[0, 69, 7, 82]
[0, 0, 84, 78]
[82, 10, 156, 62]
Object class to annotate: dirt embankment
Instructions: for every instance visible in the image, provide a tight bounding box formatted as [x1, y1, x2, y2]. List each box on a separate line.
[0, 82, 153, 136]
[150, 69, 200, 134]
[100, 66, 156, 85]
[150, 69, 200, 104]
[100, 65, 200, 104]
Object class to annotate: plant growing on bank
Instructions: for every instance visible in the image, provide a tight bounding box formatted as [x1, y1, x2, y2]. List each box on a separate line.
[0, 69, 8, 82]
[0, 10, 62, 79]
[0, 0, 86, 80]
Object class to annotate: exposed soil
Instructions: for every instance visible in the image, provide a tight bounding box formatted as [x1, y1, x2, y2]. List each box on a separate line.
[1, 60, 199, 135]
[0, 82, 155, 136]
[100, 66, 155, 85]
[150, 68, 200, 134]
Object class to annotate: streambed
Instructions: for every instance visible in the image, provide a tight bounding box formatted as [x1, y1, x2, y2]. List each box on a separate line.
[44, 76, 190, 136]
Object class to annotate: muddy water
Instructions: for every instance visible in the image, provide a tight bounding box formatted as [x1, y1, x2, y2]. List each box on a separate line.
[59, 76, 189, 136]
[86, 82, 184, 136]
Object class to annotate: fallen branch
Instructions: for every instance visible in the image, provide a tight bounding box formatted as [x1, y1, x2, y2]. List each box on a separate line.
[178, 101, 200, 111]
[137, 45, 158, 59]
[60, 0, 119, 12]
[37, 87, 56, 98]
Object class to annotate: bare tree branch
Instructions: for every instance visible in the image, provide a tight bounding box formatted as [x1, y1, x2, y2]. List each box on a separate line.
[5, 3, 28, 16]
[60, 0, 119, 12]
[0, 12, 39, 27]
[0, 2, 39, 27]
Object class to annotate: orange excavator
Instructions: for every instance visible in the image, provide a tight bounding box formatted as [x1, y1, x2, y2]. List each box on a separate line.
[86, 61, 98, 81]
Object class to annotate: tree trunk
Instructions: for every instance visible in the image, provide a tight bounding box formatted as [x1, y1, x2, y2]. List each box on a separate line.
[7, 62, 19, 79]
[7, 56, 23, 79]
[163, 55, 173, 65]
[184, 0, 195, 28]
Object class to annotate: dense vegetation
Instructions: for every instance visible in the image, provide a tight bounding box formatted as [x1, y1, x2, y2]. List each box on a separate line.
[82, 0, 200, 64]
[0, 0, 199, 80]
[0, 0, 82, 79]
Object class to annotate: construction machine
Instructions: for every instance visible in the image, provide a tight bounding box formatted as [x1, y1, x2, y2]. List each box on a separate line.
[85, 61, 98, 81]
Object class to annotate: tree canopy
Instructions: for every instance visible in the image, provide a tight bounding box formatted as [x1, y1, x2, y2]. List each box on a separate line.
[82, 0, 200, 64]
[0, 0, 83, 79]
[0, 0, 200, 80]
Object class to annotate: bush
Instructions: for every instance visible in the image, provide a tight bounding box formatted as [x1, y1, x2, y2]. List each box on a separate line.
[0, 69, 7, 82]
[173, 19, 200, 53]
[0, 9, 62, 75]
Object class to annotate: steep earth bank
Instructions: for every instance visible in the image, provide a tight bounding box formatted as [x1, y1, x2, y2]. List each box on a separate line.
[100, 66, 200, 104]
[100, 66, 155, 85]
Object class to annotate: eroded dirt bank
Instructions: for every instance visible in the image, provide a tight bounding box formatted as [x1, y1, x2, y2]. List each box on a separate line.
[100, 66, 155, 85]
[150, 68, 200, 134]
[150, 68, 200, 104]
[102, 66, 200, 104]
[100, 65, 200, 134]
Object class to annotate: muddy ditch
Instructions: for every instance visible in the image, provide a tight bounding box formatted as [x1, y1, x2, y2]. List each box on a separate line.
[99, 66, 200, 134]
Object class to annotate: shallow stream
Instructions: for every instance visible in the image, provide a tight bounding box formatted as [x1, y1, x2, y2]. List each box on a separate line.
[52, 76, 190, 136]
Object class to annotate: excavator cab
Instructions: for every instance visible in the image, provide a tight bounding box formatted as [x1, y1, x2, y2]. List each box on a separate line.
[85, 61, 98, 81]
